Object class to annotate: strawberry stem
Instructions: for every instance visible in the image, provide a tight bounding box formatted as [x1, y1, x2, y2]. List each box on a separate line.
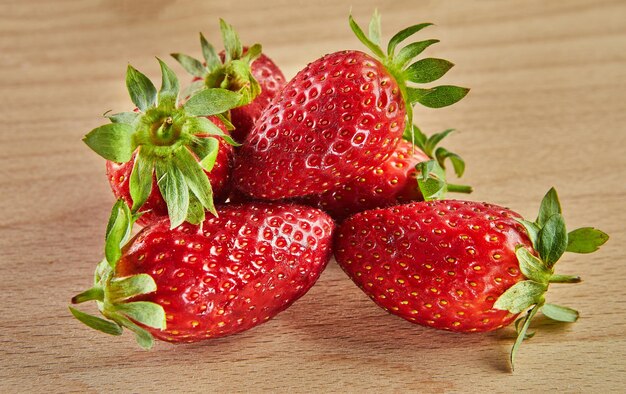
[549, 274, 582, 283]
[150, 116, 179, 146]
[446, 183, 472, 194]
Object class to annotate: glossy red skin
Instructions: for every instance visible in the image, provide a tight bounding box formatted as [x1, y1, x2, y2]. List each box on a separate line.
[334, 200, 532, 332]
[301, 140, 430, 222]
[106, 116, 233, 226]
[116, 203, 335, 343]
[233, 50, 405, 200]
[229, 52, 286, 143]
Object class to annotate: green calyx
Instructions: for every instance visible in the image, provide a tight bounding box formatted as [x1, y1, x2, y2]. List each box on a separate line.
[69, 200, 165, 349]
[349, 10, 469, 136]
[83, 58, 242, 227]
[492, 188, 609, 371]
[171, 19, 262, 107]
[408, 124, 472, 201]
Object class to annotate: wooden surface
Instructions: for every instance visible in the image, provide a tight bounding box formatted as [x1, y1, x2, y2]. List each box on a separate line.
[1, 0, 625, 392]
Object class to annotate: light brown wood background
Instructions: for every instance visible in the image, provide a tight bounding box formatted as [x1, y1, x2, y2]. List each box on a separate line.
[1, 0, 625, 392]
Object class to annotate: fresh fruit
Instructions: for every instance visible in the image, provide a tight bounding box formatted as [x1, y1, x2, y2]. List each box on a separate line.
[233, 12, 468, 200]
[70, 200, 335, 348]
[334, 188, 608, 369]
[301, 126, 471, 221]
[299, 139, 427, 221]
[84, 59, 242, 227]
[172, 19, 286, 142]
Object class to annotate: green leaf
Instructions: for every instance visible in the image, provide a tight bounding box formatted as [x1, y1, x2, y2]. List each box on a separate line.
[155, 161, 189, 228]
[541, 303, 579, 323]
[387, 22, 432, 56]
[514, 316, 535, 339]
[395, 39, 439, 68]
[187, 116, 240, 146]
[171, 53, 206, 78]
[566, 227, 609, 253]
[349, 14, 385, 59]
[71, 287, 104, 304]
[245, 69, 262, 104]
[368, 9, 382, 46]
[215, 114, 234, 132]
[406, 87, 433, 105]
[183, 88, 242, 116]
[157, 58, 180, 109]
[133, 327, 155, 349]
[536, 187, 562, 227]
[516, 219, 540, 250]
[113, 313, 155, 350]
[416, 159, 471, 198]
[69, 307, 123, 336]
[416, 160, 447, 201]
[416, 85, 470, 108]
[191, 137, 220, 172]
[115, 301, 166, 330]
[537, 213, 568, 267]
[126, 64, 157, 111]
[185, 193, 206, 225]
[174, 148, 216, 217]
[106, 111, 139, 125]
[405, 58, 454, 83]
[242, 43, 262, 64]
[510, 304, 540, 372]
[181, 80, 206, 101]
[200, 32, 221, 71]
[108, 274, 157, 302]
[129, 149, 154, 212]
[493, 280, 546, 314]
[434, 147, 465, 177]
[83, 123, 135, 163]
[94, 259, 111, 286]
[424, 128, 454, 156]
[104, 200, 132, 269]
[220, 19, 243, 62]
[515, 247, 551, 284]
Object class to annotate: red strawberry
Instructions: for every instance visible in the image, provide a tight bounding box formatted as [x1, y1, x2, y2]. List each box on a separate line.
[84, 59, 242, 228]
[70, 200, 334, 347]
[172, 20, 286, 142]
[233, 12, 469, 200]
[301, 127, 471, 221]
[106, 116, 234, 226]
[334, 189, 608, 368]
[300, 140, 428, 221]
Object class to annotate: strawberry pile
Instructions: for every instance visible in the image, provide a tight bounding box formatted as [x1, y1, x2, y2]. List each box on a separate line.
[70, 13, 608, 371]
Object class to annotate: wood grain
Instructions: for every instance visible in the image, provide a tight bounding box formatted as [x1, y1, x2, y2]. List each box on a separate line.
[1, 0, 625, 392]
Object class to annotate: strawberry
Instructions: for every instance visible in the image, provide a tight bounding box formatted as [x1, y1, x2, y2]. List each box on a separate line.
[70, 200, 334, 348]
[334, 188, 608, 369]
[301, 126, 471, 221]
[233, 12, 469, 200]
[84, 59, 242, 227]
[172, 20, 286, 142]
